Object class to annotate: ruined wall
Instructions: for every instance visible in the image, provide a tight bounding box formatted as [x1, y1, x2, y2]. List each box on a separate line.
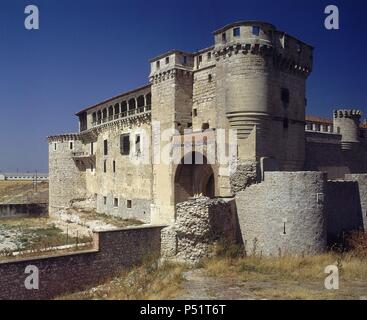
[161, 197, 239, 264]
[236, 172, 327, 256]
[0, 225, 163, 300]
[48, 136, 86, 215]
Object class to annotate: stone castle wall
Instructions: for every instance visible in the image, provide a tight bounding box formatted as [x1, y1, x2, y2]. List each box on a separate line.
[48, 136, 86, 215]
[305, 131, 367, 179]
[236, 172, 327, 256]
[325, 180, 364, 242]
[90, 122, 153, 223]
[345, 174, 367, 231]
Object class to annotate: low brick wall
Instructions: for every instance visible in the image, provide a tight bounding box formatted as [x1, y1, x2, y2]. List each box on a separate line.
[0, 225, 164, 300]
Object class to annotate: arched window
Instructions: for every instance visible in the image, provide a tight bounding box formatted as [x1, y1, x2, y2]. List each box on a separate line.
[121, 101, 127, 113]
[102, 108, 108, 122]
[92, 112, 97, 124]
[137, 95, 145, 109]
[128, 98, 136, 110]
[146, 93, 151, 106]
[114, 103, 120, 115]
[108, 106, 113, 120]
[97, 110, 102, 123]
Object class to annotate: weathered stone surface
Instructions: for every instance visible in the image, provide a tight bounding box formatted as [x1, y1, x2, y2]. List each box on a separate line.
[162, 197, 238, 264]
[230, 161, 258, 194]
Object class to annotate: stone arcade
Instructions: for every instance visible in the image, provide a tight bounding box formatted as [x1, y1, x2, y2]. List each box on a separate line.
[48, 21, 367, 263]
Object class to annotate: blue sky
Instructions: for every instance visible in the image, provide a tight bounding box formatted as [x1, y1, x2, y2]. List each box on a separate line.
[0, 0, 366, 172]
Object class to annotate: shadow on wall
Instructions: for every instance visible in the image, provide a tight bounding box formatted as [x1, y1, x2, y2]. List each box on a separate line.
[325, 180, 365, 246]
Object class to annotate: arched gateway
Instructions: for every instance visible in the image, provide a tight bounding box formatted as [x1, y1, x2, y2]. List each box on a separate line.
[174, 152, 215, 205]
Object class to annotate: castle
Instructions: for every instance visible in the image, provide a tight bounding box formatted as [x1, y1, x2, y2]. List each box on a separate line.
[48, 21, 367, 261]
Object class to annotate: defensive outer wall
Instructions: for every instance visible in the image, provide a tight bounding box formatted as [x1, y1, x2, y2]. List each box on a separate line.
[0, 225, 163, 300]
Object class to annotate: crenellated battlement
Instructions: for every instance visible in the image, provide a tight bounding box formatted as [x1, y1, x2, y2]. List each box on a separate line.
[334, 109, 362, 119]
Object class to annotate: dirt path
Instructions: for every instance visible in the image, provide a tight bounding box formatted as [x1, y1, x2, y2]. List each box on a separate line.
[176, 269, 367, 300]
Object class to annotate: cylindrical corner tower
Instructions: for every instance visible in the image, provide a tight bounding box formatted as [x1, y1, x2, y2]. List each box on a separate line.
[214, 21, 313, 170]
[333, 109, 362, 150]
[214, 22, 275, 141]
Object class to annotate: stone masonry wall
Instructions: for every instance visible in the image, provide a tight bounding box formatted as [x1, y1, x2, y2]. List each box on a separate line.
[325, 180, 364, 242]
[345, 174, 367, 231]
[0, 225, 163, 300]
[48, 138, 86, 215]
[161, 197, 239, 264]
[230, 160, 258, 194]
[236, 172, 327, 256]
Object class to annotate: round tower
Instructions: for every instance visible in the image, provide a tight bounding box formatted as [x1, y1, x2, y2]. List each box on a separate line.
[333, 109, 362, 150]
[214, 21, 276, 141]
[214, 21, 313, 170]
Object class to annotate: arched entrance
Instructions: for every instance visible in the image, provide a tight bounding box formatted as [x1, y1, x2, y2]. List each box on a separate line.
[174, 152, 215, 205]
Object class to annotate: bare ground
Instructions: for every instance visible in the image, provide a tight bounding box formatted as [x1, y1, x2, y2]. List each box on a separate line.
[0, 181, 48, 204]
[177, 269, 367, 300]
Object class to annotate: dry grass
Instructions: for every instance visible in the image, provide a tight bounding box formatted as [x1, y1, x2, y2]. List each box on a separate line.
[59, 261, 187, 300]
[199, 235, 367, 300]
[203, 253, 367, 282]
[59, 234, 367, 301]
[0, 181, 48, 204]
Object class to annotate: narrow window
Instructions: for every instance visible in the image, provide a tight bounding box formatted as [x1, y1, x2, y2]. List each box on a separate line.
[182, 56, 187, 65]
[281, 88, 290, 105]
[90, 164, 94, 172]
[283, 118, 289, 129]
[90, 142, 94, 155]
[54, 143, 57, 151]
[69, 141, 74, 150]
[193, 109, 198, 117]
[103, 196, 107, 205]
[156, 60, 160, 69]
[135, 135, 141, 154]
[222, 32, 226, 42]
[114, 198, 119, 207]
[283, 222, 286, 235]
[127, 200, 132, 208]
[202, 123, 210, 130]
[104, 139, 108, 156]
[165, 57, 170, 64]
[113, 160, 116, 173]
[103, 160, 107, 173]
[198, 55, 202, 64]
[252, 26, 260, 36]
[208, 74, 213, 82]
[207, 52, 212, 61]
[233, 27, 240, 37]
[120, 134, 130, 155]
